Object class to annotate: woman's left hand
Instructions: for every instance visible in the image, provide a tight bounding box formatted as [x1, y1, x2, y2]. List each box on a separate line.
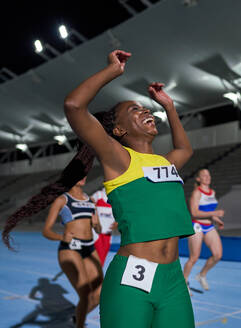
[212, 216, 224, 230]
[148, 83, 174, 111]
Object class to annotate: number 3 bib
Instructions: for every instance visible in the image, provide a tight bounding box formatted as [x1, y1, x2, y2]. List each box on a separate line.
[121, 255, 158, 293]
[142, 164, 183, 184]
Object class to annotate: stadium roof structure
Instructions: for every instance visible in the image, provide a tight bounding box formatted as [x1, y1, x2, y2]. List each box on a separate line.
[0, 0, 240, 159]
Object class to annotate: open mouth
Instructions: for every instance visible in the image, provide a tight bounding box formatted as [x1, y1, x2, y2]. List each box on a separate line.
[142, 116, 155, 126]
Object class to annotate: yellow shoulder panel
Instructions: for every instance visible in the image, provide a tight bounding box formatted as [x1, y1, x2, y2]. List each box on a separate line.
[104, 146, 170, 195]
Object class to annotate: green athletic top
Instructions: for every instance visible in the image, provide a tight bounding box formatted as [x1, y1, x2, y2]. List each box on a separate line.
[103, 147, 194, 246]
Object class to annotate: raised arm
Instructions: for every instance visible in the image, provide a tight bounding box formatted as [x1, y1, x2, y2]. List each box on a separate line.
[148, 83, 193, 170]
[64, 50, 131, 169]
[189, 189, 225, 219]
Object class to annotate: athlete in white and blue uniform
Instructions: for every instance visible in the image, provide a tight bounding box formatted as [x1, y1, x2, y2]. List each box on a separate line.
[192, 187, 218, 234]
[183, 169, 225, 293]
[42, 177, 103, 327]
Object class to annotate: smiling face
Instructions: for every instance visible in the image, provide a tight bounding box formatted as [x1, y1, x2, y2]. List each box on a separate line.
[196, 169, 211, 187]
[113, 101, 158, 142]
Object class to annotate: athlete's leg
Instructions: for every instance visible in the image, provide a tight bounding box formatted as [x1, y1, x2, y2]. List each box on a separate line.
[152, 259, 195, 328]
[58, 250, 90, 328]
[100, 255, 153, 328]
[83, 250, 103, 312]
[152, 293, 194, 328]
[183, 231, 203, 281]
[201, 228, 222, 276]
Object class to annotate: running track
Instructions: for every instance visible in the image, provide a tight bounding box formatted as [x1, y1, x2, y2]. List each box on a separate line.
[1, 232, 240, 328]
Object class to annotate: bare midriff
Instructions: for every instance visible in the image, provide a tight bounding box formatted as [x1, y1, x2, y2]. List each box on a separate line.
[64, 219, 93, 240]
[117, 237, 179, 264]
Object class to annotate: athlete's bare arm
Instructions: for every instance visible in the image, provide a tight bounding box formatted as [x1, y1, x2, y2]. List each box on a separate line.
[64, 50, 131, 180]
[43, 196, 73, 242]
[148, 83, 193, 170]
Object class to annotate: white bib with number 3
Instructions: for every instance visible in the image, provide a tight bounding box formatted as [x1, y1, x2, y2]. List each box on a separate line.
[121, 255, 158, 293]
[142, 164, 183, 184]
[69, 238, 82, 250]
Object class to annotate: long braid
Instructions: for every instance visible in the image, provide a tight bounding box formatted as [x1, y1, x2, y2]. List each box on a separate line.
[2, 108, 118, 250]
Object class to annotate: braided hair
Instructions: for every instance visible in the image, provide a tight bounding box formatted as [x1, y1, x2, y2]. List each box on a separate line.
[2, 106, 120, 250]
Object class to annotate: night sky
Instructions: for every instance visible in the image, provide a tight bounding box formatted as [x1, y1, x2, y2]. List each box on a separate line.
[1, 0, 135, 75]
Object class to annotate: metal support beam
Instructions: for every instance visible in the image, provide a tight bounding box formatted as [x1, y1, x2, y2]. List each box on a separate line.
[32, 146, 47, 160]
[139, 0, 152, 7]
[178, 101, 231, 117]
[118, 0, 138, 15]
[63, 140, 73, 152]
[180, 112, 195, 127]
[0, 151, 10, 163]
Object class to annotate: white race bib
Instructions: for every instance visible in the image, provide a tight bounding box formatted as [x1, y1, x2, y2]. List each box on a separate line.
[69, 238, 82, 250]
[193, 222, 202, 233]
[142, 165, 183, 184]
[121, 255, 158, 293]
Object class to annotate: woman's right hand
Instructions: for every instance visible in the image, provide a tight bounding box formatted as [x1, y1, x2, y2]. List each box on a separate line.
[212, 216, 224, 229]
[62, 231, 74, 243]
[214, 209, 225, 218]
[108, 50, 131, 75]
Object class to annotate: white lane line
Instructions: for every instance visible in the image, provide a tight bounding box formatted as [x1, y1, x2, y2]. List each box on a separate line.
[195, 306, 227, 315]
[196, 317, 226, 326]
[0, 255, 56, 264]
[190, 277, 241, 288]
[195, 307, 241, 323]
[191, 263, 241, 272]
[192, 299, 241, 310]
[0, 267, 65, 281]
[0, 289, 38, 303]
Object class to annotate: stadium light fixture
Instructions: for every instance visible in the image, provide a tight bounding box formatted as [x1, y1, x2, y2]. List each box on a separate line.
[34, 39, 60, 61]
[223, 92, 241, 107]
[16, 143, 33, 160]
[58, 25, 86, 48]
[34, 40, 43, 53]
[59, 25, 69, 39]
[16, 143, 28, 151]
[54, 134, 73, 152]
[54, 134, 67, 145]
[153, 111, 168, 123]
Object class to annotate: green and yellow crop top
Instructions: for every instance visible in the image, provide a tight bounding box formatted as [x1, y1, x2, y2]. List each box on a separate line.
[104, 146, 194, 246]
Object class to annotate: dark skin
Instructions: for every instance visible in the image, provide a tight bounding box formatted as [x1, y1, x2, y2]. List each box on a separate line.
[64, 50, 193, 264]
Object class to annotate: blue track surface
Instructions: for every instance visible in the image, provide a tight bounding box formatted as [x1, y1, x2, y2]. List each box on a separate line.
[1, 232, 241, 328]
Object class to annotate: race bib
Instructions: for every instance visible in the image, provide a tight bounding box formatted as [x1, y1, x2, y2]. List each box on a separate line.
[142, 165, 183, 184]
[193, 222, 202, 233]
[69, 238, 82, 250]
[121, 255, 158, 293]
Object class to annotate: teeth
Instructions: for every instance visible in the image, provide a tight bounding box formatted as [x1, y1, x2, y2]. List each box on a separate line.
[143, 117, 154, 124]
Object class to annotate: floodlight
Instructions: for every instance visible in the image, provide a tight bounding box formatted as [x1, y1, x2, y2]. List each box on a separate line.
[33, 40, 60, 60]
[54, 135, 67, 145]
[34, 40, 43, 53]
[58, 25, 86, 47]
[223, 92, 241, 106]
[59, 25, 68, 39]
[16, 143, 28, 152]
[153, 111, 167, 122]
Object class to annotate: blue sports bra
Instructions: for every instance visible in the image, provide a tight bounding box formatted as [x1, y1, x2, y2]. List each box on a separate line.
[59, 193, 95, 225]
